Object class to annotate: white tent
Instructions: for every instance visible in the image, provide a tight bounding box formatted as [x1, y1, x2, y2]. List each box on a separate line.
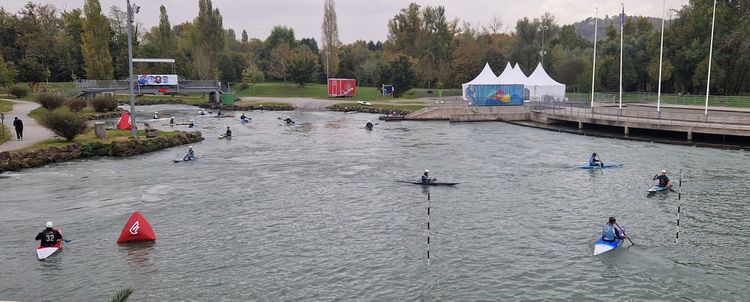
[526, 62, 566, 101]
[498, 62, 531, 86]
[461, 63, 499, 101]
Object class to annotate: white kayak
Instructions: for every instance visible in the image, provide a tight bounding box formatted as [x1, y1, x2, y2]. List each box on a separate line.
[593, 238, 623, 255]
[37, 241, 63, 260]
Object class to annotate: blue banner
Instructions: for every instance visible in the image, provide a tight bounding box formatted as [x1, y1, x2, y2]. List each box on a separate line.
[466, 84, 524, 106]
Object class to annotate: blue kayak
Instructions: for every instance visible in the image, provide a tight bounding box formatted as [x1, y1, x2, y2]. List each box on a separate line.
[648, 185, 670, 193]
[593, 238, 623, 255]
[577, 163, 624, 169]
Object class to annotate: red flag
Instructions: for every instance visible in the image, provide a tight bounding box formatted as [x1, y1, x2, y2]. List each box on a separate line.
[117, 111, 131, 130]
[117, 211, 156, 243]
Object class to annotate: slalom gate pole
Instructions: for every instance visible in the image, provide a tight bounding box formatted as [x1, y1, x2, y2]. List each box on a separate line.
[676, 169, 683, 244]
[427, 188, 431, 265]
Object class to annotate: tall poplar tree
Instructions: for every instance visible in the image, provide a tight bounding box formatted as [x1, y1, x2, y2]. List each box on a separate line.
[321, 0, 341, 78]
[81, 0, 113, 79]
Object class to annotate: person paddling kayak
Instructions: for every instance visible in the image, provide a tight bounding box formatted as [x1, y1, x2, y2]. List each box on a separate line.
[283, 116, 295, 124]
[601, 217, 626, 242]
[421, 169, 436, 184]
[153, 111, 159, 119]
[223, 126, 232, 138]
[653, 169, 672, 188]
[365, 120, 374, 130]
[169, 116, 175, 126]
[589, 153, 604, 168]
[184, 146, 196, 161]
[35, 221, 63, 247]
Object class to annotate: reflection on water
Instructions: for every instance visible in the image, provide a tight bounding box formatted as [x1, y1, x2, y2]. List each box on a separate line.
[1, 107, 749, 300]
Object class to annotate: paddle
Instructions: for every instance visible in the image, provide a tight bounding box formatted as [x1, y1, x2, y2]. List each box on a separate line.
[614, 222, 635, 246]
[62, 239, 71, 243]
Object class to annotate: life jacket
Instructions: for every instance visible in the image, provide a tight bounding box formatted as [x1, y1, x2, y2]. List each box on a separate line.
[602, 224, 617, 241]
[589, 156, 597, 166]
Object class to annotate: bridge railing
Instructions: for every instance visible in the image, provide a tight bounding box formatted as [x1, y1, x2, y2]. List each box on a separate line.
[530, 101, 750, 130]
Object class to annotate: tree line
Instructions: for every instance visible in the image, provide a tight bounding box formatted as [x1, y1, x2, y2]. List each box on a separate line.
[0, 0, 747, 95]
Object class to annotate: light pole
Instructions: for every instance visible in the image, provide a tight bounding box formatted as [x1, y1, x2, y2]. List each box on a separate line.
[704, 0, 717, 118]
[540, 25, 549, 65]
[126, 0, 139, 137]
[591, 7, 598, 108]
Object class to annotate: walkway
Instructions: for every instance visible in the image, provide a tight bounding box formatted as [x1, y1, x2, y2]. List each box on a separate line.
[0, 99, 55, 152]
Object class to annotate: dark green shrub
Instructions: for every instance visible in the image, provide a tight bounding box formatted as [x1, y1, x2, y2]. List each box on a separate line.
[8, 84, 29, 98]
[39, 109, 89, 142]
[91, 95, 118, 112]
[66, 99, 88, 112]
[36, 94, 65, 111]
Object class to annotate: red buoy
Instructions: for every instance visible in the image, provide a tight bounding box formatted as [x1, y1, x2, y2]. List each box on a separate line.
[117, 211, 156, 243]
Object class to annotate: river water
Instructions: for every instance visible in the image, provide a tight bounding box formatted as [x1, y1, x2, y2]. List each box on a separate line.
[1, 106, 749, 301]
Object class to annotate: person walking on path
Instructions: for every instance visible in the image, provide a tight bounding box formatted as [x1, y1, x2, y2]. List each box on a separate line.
[13, 117, 23, 140]
[0, 99, 55, 152]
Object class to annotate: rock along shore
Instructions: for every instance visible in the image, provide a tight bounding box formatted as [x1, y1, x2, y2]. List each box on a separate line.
[0, 131, 203, 172]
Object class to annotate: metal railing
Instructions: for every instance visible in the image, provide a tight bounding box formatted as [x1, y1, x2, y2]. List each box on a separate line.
[566, 92, 750, 108]
[531, 101, 750, 131]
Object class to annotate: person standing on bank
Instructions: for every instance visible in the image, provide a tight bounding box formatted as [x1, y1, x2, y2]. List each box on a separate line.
[13, 117, 23, 140]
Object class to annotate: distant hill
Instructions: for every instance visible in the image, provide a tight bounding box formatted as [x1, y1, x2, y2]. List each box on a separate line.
[572, 14, 663, 41]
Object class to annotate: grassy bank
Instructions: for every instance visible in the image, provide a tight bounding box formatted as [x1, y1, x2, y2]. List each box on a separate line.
[27, 129, 179, 150]
[232, 82, 461, 101]
[1, 99, 14, 144]
[0, 99, 12, 113]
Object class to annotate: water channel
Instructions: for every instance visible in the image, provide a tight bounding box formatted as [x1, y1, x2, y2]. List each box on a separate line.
[1, 105, 749, 300]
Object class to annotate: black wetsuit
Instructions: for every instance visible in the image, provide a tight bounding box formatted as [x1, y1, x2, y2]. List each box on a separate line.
[225, 129, 232, 137]
[35, 228, 62, 247]
[655, 175, 670, 187]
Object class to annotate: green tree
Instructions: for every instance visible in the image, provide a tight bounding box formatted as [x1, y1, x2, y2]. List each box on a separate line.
[321, 0, 341, 77]
[81, 0, 113, 79]
[380, 56, 415, 97]
[286, 47, 318, 87]
[241, 63, 264, 93]
[191, 0, 224, 79]
[268, 42, 292, 81]
[0, 51, 18, 89]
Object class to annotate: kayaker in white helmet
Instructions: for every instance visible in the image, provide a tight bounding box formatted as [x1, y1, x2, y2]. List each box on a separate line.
[184, 146, 196, 161]
[153, 111, 159, 119]
[653, 169, 672, 188]
[35, 221, 63, 247]
[365, 120, 374, 130]
[421, 169, 436, 184]
[283, 116, 295, 124]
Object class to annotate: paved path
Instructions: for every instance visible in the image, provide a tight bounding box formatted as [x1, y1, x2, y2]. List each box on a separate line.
[0, 99, 55, 152]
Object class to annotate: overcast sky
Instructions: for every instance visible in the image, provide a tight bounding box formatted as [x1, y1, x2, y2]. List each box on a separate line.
[2, 0, 689, 43]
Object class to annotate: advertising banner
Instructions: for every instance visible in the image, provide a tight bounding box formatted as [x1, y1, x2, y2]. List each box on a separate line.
[466, 84, 524, 106]
[137, 74, 178, 86]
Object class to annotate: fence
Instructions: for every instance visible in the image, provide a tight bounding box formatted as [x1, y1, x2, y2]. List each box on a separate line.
[565, 92, 750, 108]
[531, 101, 750, 130]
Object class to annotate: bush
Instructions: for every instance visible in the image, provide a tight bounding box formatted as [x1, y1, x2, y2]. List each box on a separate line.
[66, 99, 88, 112]
[36, 94, 65, 111]
[39, 109, 89, 142]
[91, 95, 118, 112]
[8, 84, 29, 98]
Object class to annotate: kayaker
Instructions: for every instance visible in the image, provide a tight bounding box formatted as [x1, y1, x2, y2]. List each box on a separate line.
[653, 169, 672, 188]
[421, 169, 436, 184]
[589, 153, 604, 168]
[365, 120, 374, 130]
[199, 110, 206, 116]
[224, 126, 232, 138]
[169, 116, 175, 126]
[601, 217, 625, 242]
[240, 113, 247, 120]
[184, 146, 196, 161]
[284, 116, 295, 124]
[35, 221, 63, 247]
[217, 109, 223, 116]
[153, 111, 159, 119]
[188, 120, 195, 128]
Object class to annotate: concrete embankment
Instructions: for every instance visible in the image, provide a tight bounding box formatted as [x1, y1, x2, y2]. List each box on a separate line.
[0, 131, 203, 172]
[405, 105, 530, 122]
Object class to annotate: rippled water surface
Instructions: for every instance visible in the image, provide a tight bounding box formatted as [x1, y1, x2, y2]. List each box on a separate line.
[2, 106, 750, 301]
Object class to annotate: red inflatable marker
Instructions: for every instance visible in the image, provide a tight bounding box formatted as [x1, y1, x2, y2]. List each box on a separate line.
[117, 111, 131, 130]
[117, 211, 156, 243]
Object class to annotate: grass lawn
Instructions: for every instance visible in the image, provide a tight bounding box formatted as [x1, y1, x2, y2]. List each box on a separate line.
[0, 99, 12, 113]
[233, 82, 461, 101]
[26, 129, 180, 150]
[0, 125, 10, 145]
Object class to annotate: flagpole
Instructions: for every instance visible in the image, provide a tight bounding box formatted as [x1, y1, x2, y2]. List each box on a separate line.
[704, 0, 717, 118]
[591, 7, 598, 108]
[657, 0, 666, 118]
[619, 3, 624, 111]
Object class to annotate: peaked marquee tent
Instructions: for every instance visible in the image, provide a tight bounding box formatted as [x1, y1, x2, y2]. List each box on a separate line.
[461, 63, 499, 101]
[525, 62, 566, 101]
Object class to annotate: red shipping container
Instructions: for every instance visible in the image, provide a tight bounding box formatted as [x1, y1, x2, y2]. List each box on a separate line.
[327, 78, 357, 97]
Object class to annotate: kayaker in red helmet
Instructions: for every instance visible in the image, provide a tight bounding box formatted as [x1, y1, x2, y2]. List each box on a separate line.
[35, 221, 63, 247]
